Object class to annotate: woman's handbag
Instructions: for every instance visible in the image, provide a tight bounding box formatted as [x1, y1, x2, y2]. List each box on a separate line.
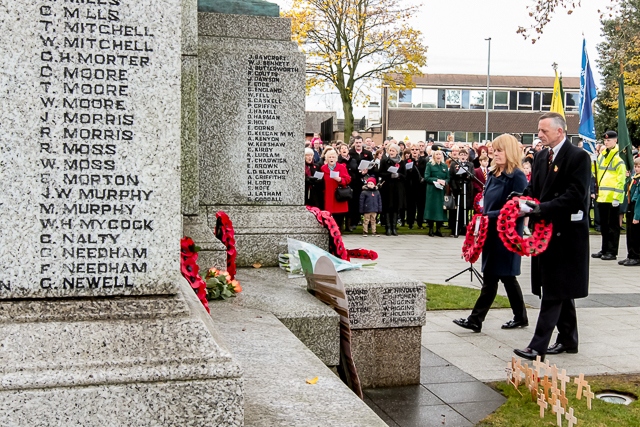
[443, 194, 457, 210]
[335, 186, 353, 202]
[443, 184, 457, 210]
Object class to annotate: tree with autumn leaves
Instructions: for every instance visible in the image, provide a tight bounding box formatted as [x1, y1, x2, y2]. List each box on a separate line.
[283, 0, 427, 137]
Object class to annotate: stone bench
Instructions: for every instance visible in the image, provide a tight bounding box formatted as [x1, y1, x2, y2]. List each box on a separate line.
[231, 266, 426, 388]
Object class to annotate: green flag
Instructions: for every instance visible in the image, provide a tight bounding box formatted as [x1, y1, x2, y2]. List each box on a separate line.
[617, 75, 634, 171]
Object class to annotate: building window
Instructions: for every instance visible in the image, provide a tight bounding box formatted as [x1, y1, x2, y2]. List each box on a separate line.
[565, 92, 578, 111]
[398, 90, 412, 108]
[437, 131, 449, 142]
[518, 91, 533, 110]
[470, 90, 485, 109]
[493, 91, 509, 110]
[445, 90, 462, 109]
[467, 132, 481, 142]
[417, 89, 438, 108]
[521, 134, 535, 145]
[541, 92, 552, 111]
[454, 131, 466, 142]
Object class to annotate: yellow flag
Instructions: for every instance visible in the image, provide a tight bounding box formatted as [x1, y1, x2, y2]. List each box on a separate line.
[550, 70, 565, 118]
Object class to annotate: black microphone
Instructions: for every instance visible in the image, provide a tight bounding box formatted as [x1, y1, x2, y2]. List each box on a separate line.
[431, 143, 452, 152]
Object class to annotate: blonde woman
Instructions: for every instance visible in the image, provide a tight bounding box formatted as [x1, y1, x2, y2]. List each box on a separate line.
[423, 150, 449, 236]
[453, 134, 529, 333]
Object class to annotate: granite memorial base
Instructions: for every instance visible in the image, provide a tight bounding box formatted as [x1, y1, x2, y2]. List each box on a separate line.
[0, 280, 244, 426]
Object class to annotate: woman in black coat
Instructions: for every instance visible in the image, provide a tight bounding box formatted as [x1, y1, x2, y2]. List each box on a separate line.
[378, 143, 406, 236]
[304, 148, 324, 209]
[453, 134, 529, 333]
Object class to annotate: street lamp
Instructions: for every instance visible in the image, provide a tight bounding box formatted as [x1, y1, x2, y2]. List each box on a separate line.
[485, 38, 491, 142]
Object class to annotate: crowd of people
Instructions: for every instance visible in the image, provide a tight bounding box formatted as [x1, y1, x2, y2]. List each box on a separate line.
[305, 131, 543, 237]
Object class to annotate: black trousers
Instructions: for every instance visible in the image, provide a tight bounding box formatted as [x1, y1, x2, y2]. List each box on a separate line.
[598, 202, 621, 255]
[406, 184, 426, 227]
[349, 187, 362, 227]
[528, 298, 578, 353]
[627, 203, 640, 259]
[468, 275, 527, 326]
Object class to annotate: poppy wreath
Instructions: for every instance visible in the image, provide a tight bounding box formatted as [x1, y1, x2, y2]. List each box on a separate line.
[473, 192, 483, 214]
[180, 237, 210, 313]
[497, 197, 553, 257]
[306, 206, 350, 261]
[461, 214, 489, 264]
[346, 248, 379, 261]
[215, 211, 237, 279]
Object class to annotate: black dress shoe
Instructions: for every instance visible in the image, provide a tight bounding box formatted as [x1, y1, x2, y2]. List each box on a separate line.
[618, 258, 629, 265]
[624, 258, 640, 266]
[514, 347, 544, 361]
[502, 319, 529, 329]
[547, 343, 578, 355]
[601, 253, 617, 261]
[591, 251, 603, 258]
[452, 318, 481, 333]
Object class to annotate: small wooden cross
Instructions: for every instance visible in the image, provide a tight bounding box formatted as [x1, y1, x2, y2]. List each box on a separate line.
[549, 390, 558, 413]
[537, 394, 548, 418]
[553, 399, 565, 427]
[505, 364, 513, 385]
[584, 384, 595, 410]
[566, 407, 577, 427]
[530, 383, 539, 402]
[557, 368, 570, 392]
[549, 363, 558, 384]
[541, 375, 552, 399]
[559, 389, 569, 410]
[574, 373, 588, 399]
[533, 356, 546, 379]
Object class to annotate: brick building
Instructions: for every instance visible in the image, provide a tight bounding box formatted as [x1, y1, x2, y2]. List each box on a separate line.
[385, 74, 580, 145]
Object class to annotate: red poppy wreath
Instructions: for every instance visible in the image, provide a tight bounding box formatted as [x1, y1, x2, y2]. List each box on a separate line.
[462, 214, 489, 263]
[497, 197, 553, 256]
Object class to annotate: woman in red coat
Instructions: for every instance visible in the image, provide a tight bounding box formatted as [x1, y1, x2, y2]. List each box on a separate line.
[321, 149, 352, 231]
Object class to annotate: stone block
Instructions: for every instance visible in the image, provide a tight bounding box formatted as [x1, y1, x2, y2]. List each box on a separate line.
[198, 35, 305, 207]
[339, 268, 427, 330]
[182, 215, 227, 272]
[351, 327, 423, 388]
[198, 11, 290, 40]
[0, 0, 182, 298]
[0, 281, 244, 425]
[231, 267, 339, 366]
[181, 55, 200, 215]
[211, 302, 387, 426]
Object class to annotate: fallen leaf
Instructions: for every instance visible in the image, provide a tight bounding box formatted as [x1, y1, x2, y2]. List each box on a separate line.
[252, 263, 262, 268]
[306, 376, 319, 385]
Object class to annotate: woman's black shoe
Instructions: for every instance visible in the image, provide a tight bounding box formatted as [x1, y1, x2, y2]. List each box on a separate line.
[428, 229, 434, 237]
[434, 230, 443, 237]
[453, 318, 481, 333]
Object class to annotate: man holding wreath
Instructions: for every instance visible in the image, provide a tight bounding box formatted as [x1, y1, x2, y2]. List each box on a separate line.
[514, 112, 591, 361]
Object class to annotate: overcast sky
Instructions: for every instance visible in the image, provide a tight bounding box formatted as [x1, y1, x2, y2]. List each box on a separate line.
[271, 0, 610, 117]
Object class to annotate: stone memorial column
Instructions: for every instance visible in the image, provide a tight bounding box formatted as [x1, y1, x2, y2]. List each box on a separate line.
[0, 1, 242, 424]
[197, 9, 328, 267]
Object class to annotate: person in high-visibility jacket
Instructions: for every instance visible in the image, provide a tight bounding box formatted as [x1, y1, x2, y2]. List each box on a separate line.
[592, 131, 628, 261]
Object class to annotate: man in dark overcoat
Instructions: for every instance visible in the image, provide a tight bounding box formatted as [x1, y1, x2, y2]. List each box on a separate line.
[514, 112, 591, 361]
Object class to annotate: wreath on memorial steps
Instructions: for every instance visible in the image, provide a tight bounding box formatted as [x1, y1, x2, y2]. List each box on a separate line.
[497, 197, 553, 257]
[215, 211, 237, 279]
[305, 206, 378, 261]
[461, 214, 489, 264]
[180, 237, 210, 313]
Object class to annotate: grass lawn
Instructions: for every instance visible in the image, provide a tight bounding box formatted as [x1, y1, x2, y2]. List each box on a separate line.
[480, 374, 640, 426]
[426, 283, 511, 311]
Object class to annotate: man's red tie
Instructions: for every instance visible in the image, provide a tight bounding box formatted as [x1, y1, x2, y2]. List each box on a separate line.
[548, 148, 554, 169]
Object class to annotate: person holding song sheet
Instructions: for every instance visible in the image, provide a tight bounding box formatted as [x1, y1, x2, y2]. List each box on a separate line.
[423, 150, 449, 237]
[453, 134, 529, 333]
[379, 143, 406, 236]
[321, 149, 352, 232]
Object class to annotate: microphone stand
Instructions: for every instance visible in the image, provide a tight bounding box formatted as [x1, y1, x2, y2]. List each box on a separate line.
[437, 149, 486, 285]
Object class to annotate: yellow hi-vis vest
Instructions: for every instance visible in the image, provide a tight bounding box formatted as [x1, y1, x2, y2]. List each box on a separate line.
[594, 145, 627, 204]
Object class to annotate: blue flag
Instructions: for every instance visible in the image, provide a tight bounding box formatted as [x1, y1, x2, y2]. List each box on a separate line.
[578, 38, 597, 154]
